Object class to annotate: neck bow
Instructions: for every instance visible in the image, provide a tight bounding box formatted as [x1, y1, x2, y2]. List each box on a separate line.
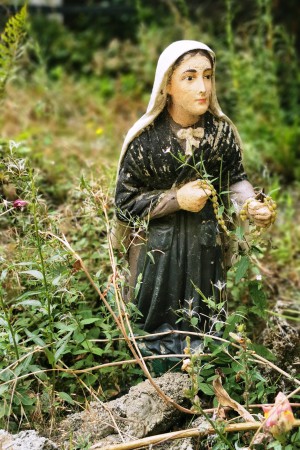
[177, 127, 204, 156]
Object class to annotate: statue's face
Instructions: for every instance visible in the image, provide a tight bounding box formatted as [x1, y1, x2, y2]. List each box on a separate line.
[167, 53, 212, 126]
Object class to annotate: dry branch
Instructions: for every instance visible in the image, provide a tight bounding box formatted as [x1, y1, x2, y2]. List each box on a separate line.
[91, 420, 300, 449]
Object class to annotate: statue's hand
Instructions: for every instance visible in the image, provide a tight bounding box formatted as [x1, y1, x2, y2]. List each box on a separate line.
[245, 199, 273, 228]
[177, 180, 212, 213]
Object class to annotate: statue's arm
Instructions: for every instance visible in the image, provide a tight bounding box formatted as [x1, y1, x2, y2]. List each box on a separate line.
[115, 142, 175, 223]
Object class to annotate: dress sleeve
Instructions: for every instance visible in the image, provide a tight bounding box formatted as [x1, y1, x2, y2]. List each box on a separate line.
[218, 121, 257, 210]
[115, 139, 178, 224]
[229, 180, 255, 212]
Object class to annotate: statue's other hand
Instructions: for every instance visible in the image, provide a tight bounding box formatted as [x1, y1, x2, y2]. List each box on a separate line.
[247, 199, 273, 228]
[177, 180, 212, 213]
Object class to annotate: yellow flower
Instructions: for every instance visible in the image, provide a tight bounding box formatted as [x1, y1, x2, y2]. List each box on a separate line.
[96, 127, 103, 136]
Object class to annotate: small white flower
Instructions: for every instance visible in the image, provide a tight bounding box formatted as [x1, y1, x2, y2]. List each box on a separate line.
[214, 280, 226, 291]
[9, 140, 21, 152]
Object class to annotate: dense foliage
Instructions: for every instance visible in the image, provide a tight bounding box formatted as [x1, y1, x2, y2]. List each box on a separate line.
[0, 0, 299, 448]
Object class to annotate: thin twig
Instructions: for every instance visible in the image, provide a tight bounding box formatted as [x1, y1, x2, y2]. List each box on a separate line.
[90, 420, 300, 450]
[203, 403, 300, 413]
[90, 329, 232, 344]
[250, 353, 300, 386]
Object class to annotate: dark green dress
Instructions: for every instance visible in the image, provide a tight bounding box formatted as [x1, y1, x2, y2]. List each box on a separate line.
[115, 109, 247, 354]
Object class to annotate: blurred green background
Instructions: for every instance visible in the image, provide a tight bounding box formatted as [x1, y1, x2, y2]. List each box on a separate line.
[1, 0, 299, 184]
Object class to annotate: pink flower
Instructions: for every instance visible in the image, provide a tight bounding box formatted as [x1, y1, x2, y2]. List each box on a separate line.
[263, 392, 295, 441]
[13, 199, 28, 209]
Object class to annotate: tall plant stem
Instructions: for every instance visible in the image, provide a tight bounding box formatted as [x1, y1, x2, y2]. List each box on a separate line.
[29, 170, 56, 418]
[29, 171, 54, 342]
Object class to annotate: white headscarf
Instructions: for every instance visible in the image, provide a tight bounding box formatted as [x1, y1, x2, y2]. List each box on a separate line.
[118, 40, 242, 168]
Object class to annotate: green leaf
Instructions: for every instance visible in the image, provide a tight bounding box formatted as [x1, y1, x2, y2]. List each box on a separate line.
[80, 318, 100, 325]
[44, 349, 55, 366]
[54, 323, 77, 332]
[0, 384, 9, 395]
[20, 270, 44, 280]
[17, 299, 42, 307]
[198, 382, 215, 396]
[57, 391, 75, 405]
[190, 317, 198, 327]
[14, 354, 33, 376]
[249, 281, 267, 317]
[0, 404, 9, 419]
[27, 365, 47, 381]
[223, 312, 246, 339]
[91, 347, 104, 356]
[52, 275, 62, 286]
[147, 251, 155, 264]
[54, 331, 73, 362]
[16, 291, 43, 300]
[17, 392, 35, 406]
[83, 373, 98, 386]
[235, 226, 244, 241]
[250, 343, 277, 361]
[72, 349, 88, 355]
[0, 269, 8, 281]
[73, 331, 85, 343]
[202, 296, 217, 309]
[218, 205, 224, 215]
[24, 329, 46, 347]
[79, 174, 89, 190]
[235, 256, 250, 282]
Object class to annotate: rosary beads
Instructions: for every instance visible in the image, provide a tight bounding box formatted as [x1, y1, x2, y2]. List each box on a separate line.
[197, 179, 230, 236]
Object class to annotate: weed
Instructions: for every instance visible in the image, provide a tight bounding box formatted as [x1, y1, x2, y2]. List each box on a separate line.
[0, 5, 27, 97]
[0, 144, 142, 431]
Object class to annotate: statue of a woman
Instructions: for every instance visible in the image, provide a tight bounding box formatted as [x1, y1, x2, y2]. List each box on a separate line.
[113, 40, 273, 357]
